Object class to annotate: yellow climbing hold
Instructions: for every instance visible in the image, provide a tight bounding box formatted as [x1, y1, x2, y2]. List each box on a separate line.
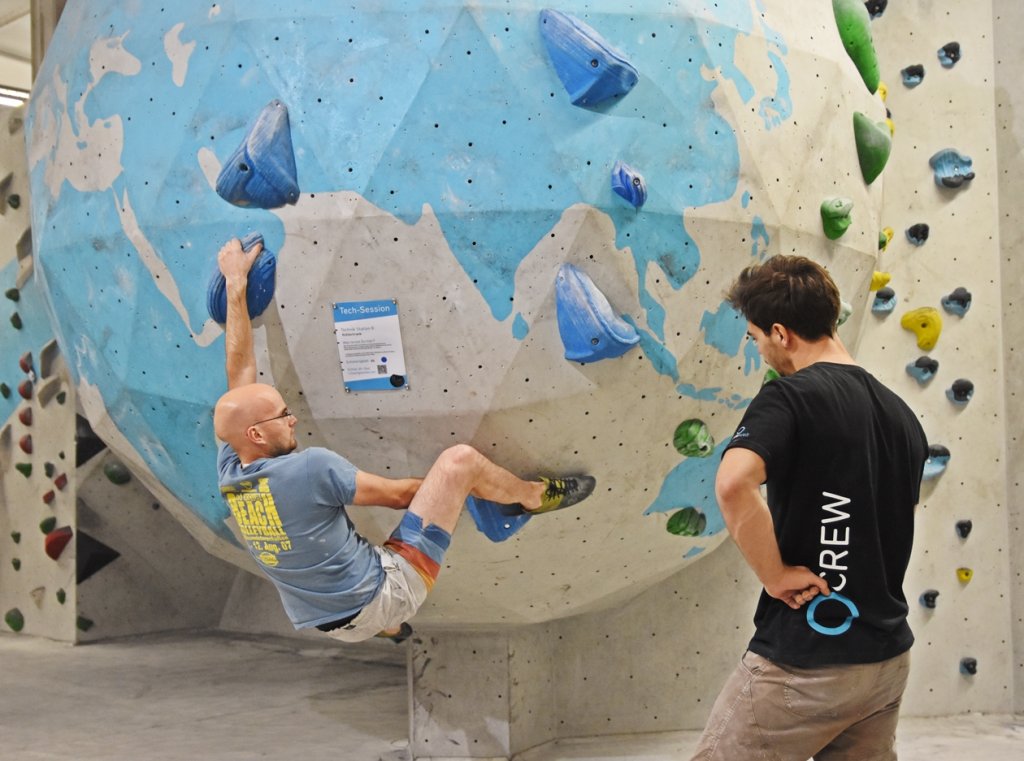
[880, 227, 894, 251]
[870, 271, 891, 291]
[885, 117, 895, 136]
[878, 81, 888, 101]
[901, 307, 943, 350]
[956, 567, 973, 583]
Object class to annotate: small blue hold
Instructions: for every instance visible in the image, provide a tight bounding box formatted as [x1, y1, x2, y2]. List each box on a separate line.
[611, 161, 647, 208]
[938, 42, 961, 68]
[871, 286, 897, 314]
[906, 223, 929, 246]
[959, 657, 977, 676]
[901, 64, 924, 88]
[929, 148, 975, 189]
[207, 233, 277, 325]
[865, 0, 888, 19]
[922, 444, 950, 481]
[946, 378, 974, 405]
[941, 287, 972, 316]
[216, 100, 299, 209]
[906, 356, 939, 384]
[539, 9, 639, 108]
[555, 263, 640, 362]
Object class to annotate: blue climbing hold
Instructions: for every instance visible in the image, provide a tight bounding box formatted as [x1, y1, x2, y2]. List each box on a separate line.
[946, 378, 974, 405]
[919, 589, 939, 609]
[941, 287, 972, 316]
[929, 149, 975, 189]
[539, 9, 639, 108]
[901, 64, 924, 88]
[611, 161, 647, 208]
[465, 495, 532, 542]
[216, 100, 299, 209]
[207, 232, 277, 324]
[871, 286, 897, 314]
[922, 444, 950, 481]
[864, 0, 888, 19]
[905, 356, 939, 384]
[959, 657, 977, 676]
[555, 263, 640, 363]
[938, 42, 961, 68]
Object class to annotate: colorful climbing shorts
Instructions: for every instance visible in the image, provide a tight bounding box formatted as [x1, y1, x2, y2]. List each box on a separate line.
[382, 510, 451, 591]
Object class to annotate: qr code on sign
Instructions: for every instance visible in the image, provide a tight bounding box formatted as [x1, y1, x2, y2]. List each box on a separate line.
[377, 364, 387, 375]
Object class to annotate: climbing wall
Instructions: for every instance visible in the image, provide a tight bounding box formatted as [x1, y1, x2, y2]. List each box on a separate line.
[862, 0, 1014, 714]
[994, 0, 1024, 716]
[25, 0, 884, 633]
[0, 106, 80, 642]
[411, 2, 1022, 755]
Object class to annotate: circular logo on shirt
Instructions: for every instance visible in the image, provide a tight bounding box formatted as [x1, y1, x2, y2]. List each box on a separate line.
[259, 551, 279, 567]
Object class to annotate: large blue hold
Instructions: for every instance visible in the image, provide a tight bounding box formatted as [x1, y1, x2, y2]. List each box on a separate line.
[206, 233, 277, 325]
[555, 263, 640, 362]
[216, 100, 299, 209]
[539, 9, 639, 107]
[465, 496, 532, 542]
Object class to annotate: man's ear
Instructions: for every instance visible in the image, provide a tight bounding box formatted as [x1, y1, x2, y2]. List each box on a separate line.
[771, 323, 793, 348]
[245, 425, 264, 445]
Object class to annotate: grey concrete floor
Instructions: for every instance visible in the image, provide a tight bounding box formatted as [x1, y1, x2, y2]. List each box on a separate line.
[1, 630, 1021, 761]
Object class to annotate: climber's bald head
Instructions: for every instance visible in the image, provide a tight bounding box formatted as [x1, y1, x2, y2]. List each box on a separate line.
[214, 383, 296, 461]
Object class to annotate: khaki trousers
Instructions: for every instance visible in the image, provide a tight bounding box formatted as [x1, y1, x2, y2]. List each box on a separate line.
[692, 649, 910, 761]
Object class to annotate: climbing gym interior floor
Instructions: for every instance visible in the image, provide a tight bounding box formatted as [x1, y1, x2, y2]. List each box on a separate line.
[2, 630, 1021, 761]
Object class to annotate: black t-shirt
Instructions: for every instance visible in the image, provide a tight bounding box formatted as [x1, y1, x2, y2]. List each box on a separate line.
[724, 362, 929, 667]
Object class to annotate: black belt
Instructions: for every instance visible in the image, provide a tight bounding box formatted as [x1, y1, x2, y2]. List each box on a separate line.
[316, 610, 360, 632]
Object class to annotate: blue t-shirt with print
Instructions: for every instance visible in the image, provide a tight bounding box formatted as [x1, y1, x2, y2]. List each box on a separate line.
[217, 443, 384, 628]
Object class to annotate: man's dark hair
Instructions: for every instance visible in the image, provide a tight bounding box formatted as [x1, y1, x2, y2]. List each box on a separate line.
[725, 255, 841, 340]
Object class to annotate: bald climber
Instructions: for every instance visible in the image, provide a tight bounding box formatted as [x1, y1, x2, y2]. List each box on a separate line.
[213, 238, 596, 643]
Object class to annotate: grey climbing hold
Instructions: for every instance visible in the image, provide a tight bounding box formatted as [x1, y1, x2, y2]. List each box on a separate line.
[905, 356, 938, 384]
[955, 519, 972, 539]
[929, 149, 974, 189]
[901, 64, 924, 88]
[4, 287, 18, 301]
[871, 286, 896, 314]
[946, 378, 973, 405]
[938, 42, 961, 68]
[906, 223, 929, 246]
[7, 193, 19, 209]
[539, 10, 639, 108]
[959, 657, 977, 676]
[919, 589, 939, 608]
[10, 311, 22, 329]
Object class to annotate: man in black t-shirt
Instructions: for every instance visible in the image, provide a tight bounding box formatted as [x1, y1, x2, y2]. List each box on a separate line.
[691, 256, 928, 761]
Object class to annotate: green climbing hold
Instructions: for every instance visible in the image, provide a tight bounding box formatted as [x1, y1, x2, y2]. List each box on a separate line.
[11, 558, 20, 571]
[15, 462, 31, 478]
[56, 588, 66, 604]
[7, 193, 19, 209]
[832, 0, 880, 93]
[39, 516, 57, 534]
[821, 197, 854, 240]
[0, 382, 8, 398]
[10, 312, 22, 329]
[763, 368, 781, 385]
[666, 507, 708, 537]
[673, 419, 714, 457]
[103, 460, 132, 485]
[56, 390, 67, 405]
[10, 531, 20, 543]
[44, 461, 56, 478]
[4, 287, 18, 302]
[77, 615, 94, 632]
[4, 608, 24, 632]
[853, 112, 891, 184]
